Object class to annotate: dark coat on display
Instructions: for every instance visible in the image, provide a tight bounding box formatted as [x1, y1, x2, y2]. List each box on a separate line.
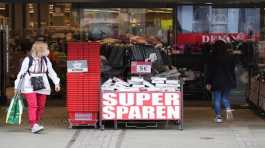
[206, 40, 236, 91]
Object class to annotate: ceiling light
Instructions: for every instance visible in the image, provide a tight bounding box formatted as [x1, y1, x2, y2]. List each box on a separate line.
[84, 9, 119, 13]
[147, 10, 172, 13]
[28, 3, 33, 8]
[49, 5, 54, 9]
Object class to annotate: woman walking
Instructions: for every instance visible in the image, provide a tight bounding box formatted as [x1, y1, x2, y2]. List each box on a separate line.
[15, 41, 60, 133]
[206, 40, 236, 123]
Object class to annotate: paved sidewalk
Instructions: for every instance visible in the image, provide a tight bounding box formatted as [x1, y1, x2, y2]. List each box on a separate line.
[0, 128, 75, 148]
[0, 107, 264, 148]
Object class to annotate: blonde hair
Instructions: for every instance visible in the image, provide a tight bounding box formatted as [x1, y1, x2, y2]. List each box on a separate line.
[31, 41, 50, 57]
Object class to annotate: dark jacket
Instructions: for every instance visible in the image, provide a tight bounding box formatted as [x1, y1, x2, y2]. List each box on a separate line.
[206, 54, 236, 91]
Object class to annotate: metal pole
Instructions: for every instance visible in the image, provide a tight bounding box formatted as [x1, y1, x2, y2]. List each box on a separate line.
[173, 7, 177, 49]
[11, 3, 15, 30]
[22, 3, 26, 37]
[37, 3, 41, 36]
[6, 25, 9, 74]
[260, 4, 265, 40]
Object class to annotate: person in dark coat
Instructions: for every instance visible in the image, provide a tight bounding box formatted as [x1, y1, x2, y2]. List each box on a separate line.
[206, 40, 236, 123]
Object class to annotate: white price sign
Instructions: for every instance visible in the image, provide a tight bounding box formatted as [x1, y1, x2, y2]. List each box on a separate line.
[67, 60, 88, 73]
[131, 61, 152, 74]
[136, 64, 151, 73]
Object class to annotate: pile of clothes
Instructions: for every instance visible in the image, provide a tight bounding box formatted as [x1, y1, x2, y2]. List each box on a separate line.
[100, 43, 168, 81]
[155, 69, 181, 80]
[101, 77, 181, 92]
[99, 34, 163, 48]
[256, 70, 265, 82]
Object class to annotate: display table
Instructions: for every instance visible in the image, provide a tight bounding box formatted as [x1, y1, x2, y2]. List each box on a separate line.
[249, 78, 260, 107]
[100, 89, 184, 130]
[249, 77, 265, 113]
[259, 81, 265, 111]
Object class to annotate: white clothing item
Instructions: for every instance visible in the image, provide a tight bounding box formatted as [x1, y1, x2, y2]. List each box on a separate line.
[14, 56, 60, 95]
[145, 53, 157, 62]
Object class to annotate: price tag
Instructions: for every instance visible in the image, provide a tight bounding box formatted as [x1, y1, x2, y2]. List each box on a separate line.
[131, 61, 152, 74]
[136, 64, 151, 73]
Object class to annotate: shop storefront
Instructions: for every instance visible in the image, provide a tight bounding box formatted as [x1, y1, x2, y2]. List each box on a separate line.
[65, 3, 265, 127]
[0, 0, 265, 128]
[174, 6, 261, 104]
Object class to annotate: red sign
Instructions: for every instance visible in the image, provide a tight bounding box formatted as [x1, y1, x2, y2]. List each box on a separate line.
[177, 33, 260, 44]
[102, 92, 181, 120]
[131, 61, 152, 74]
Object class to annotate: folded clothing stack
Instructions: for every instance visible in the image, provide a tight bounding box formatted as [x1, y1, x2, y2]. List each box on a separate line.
[101, 77, 130, 91]
[151, 77, 181, 91]
[101, 77, 181, 92]
[155, 69, 181, 80]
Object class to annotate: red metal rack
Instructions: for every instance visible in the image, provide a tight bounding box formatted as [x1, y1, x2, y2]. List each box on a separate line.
[67, 42, 101, 128]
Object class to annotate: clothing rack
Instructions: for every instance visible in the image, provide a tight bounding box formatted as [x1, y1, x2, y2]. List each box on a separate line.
[100, 43, 166, 81]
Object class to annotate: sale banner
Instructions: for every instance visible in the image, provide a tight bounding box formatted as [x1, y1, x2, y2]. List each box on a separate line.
[102, 91, 181, 120]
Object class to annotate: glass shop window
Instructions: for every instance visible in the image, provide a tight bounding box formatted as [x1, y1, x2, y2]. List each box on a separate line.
[74, 8, 173, 44]
[175, 6, 260, 54]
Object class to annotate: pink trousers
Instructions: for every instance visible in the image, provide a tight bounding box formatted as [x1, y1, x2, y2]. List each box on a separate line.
[23, 93, 47, 128]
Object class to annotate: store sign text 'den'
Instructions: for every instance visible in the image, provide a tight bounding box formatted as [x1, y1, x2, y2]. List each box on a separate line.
[202, 33, 246, 43]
